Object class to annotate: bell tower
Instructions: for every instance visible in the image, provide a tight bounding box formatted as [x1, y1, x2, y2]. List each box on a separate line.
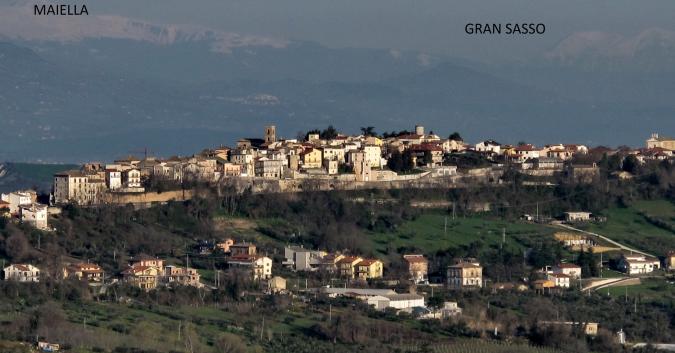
[265, 125, 276, 143]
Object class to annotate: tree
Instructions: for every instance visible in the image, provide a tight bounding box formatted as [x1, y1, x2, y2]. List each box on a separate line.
[448, 132, 463, 141]
[215, 332, 247, 353]
[320, 125, 338, 140]
[360, 126, 377, 137]
[387, 150, 415, 173]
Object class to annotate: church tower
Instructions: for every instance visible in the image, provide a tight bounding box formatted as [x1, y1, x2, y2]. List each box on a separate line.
[265, 125, 276, 144]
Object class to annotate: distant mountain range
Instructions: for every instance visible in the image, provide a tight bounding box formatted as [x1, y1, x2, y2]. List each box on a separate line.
[546, 28, 675, 72]
[0, 7, 673, 162]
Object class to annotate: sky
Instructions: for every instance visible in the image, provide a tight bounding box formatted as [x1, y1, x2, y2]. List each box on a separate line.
[83, 0, 675, 61]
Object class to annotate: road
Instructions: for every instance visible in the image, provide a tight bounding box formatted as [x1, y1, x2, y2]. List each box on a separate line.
[555, 223, 654, 258]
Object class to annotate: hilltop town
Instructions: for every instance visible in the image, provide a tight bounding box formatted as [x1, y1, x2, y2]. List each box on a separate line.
[42, 126, 675, 205]
[0, 127, 674, 353]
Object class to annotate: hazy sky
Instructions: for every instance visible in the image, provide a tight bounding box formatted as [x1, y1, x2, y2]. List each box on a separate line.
[86, 0, 675, 61]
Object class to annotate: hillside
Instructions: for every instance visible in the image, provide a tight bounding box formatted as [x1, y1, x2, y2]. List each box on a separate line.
[0, 162, 77, 193]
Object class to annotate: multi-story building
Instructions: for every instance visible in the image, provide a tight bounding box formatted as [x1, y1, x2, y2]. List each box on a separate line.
[552, 263, 582, 279]
[337, 256, 363, 278]
[254, 157, 285, 179]
[63, 263, 104, 283]
[122, 259, 163, 290]
[362, 145, 382, 168]
[283, 246, 327, 271]
[646, 133, 675, 150]
[300, 148, 323, 169]
[447, 260, 483, 289]
[403, 254, 428, 284]
[230, 243, 257, 256]
[355, 259, 383, 280]
[0, 190, 34, 215]
[53, 170, 106, 204]
[3, 264, 40, 282]
[163, 266, 202, 288]
[19, 203, 48, 230]
[227, 255, 273, 280]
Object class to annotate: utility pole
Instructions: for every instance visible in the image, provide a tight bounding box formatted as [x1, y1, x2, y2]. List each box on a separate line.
[444, 216, 447, 236]
[501, 228, 506, 249]
[260, 316, 265, 340]
[536, 202, 539, 222]
[452, 203, 456, 220]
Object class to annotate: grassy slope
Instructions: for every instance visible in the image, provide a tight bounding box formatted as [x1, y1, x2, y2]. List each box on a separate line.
[368, 212, 556, 255]
[579, 200, 675, 256]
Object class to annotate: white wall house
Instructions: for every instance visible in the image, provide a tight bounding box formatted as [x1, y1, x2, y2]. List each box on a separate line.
[3, 264, 40, 282]
[618, 254, 660, 275]
[20, 203, 49, 230]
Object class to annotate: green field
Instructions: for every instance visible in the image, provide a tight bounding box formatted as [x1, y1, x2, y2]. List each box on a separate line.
[579, 200, 675, 256]
[368, 212, 556, 255]
[605, 278, 675, 301]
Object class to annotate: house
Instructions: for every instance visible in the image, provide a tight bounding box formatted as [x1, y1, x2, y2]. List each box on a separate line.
[447, 259, 483, 289]
[355, 259, 384, 280]
[0, 190, 35, 215]
[267, 276, 287, 294]
[3, 264, 40, 282]
[227, 254, 273, 280]
[547, 273, 571, 288]
[474, 140, 501, 154]
[439, 301, 463, 318]
[105, 169, 122, 190]
[513, 144, 540, 162]
[122, 168, 142, 188]
[254, 157, 285, 179]
[383, 293, 425, 311]
[318, 254, 345, 273]
[532, 279, 555, 292]
[38, 342, 60, 352]
[283, 246, 327, 271]
[403, 254, 428, 284]
[553, 263, 582, 279]
[533, 157, 564, 170]
[337, 256, 363, 279]
[216, 238, 235, 253]
[300, 148, 323, 169]
[618, 254, 660, 275]
[122, 263, 161, 290]
[63, 263, 104, 283]
[564, 211, 593, 222]
[230, 243, 257, 256]
[163, 266, 202, 288]
[666, 251, 675, 271]
[19, 203, 49, 230]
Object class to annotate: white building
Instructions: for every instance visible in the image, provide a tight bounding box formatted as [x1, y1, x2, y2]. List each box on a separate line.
[618, 254, 660, 275]
[3, 264, 40, 282]
[283, 246, 327, 271]
[564, 212, 593, 222]
[362, 145, 382, 168]
[19, 203, 49, 230]
[547, 273, 571, 288]
[106, 170, 122, 190]
[553, 263, 582, 279]
[123, 169, 142, 188]
[0, 190, 34, 215]
[227, 255, 273, 280]
[475, 140, 501, 154]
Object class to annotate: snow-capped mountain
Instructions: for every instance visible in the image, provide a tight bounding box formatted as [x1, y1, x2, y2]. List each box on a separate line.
[546, 28, 675, 71]
[0, 2, 288, 53]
